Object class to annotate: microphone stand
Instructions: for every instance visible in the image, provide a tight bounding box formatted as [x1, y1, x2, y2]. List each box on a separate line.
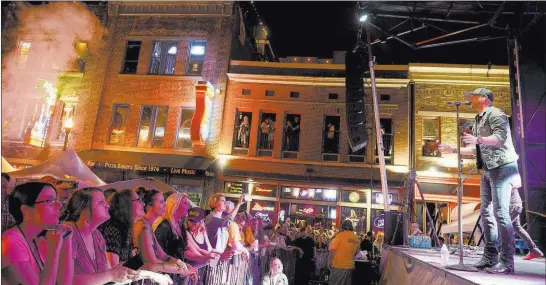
[445, 102, 479, 272]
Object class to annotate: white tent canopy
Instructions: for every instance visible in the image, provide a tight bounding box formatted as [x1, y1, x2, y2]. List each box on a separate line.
[441, 209, 481, 234]
[8, 150, 106, 186]
[2, 157, 15, 172]
[97, 178, 197, 207]
[450, 202, 480, 221]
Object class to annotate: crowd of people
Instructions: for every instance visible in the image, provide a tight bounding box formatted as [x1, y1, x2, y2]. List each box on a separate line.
[1, 173, 389, 285]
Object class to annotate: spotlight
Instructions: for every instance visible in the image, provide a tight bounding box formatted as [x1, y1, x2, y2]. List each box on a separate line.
[359, 14, 368, 22]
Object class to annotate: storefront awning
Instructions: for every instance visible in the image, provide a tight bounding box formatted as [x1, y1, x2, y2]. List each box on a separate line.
[78, 150, 216, 177]
[222, 169, 404, 188]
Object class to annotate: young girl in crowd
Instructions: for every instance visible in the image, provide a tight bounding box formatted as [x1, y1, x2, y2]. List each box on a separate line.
[61, 187, 139, 284]
[1, 182, 72, 285]
[261, 257, 289, 285]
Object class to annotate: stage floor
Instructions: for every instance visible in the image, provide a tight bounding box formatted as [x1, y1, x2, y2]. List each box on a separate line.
[382, 246, 546, 285]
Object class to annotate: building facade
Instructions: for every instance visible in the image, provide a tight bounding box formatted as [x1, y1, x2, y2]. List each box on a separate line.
[216, 59, 512, 232]
[1, 1, 255, 207]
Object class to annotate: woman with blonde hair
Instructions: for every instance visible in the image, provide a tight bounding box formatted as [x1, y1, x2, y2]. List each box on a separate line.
[373, 231, 384, 255]
[152, 192, 191, 261]
[261, 257, 288, 285]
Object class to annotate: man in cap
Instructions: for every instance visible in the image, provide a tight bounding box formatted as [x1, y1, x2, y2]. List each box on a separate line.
[440, 88, 519, 274]
[328, 219, 360, 285]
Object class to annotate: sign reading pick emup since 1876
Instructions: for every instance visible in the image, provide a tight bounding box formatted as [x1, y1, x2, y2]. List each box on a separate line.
[86, 161, 215, 177]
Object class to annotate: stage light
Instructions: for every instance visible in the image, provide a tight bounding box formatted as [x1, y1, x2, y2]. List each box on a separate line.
[359, 14, 368, 22]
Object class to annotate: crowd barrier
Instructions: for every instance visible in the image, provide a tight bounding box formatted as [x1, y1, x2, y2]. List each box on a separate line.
[137, 249, 330, 285]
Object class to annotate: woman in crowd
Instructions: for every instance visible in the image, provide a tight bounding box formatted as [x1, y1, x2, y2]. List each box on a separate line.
[205, 193, 245, 254]
[152, 192, 195, 283]
[261, 257, 289, 285]
[185, 207, 218, 265]
[134, 189, 197, 280]
[152, 192, 191, 261]
[235, 213, 257, 250]
[99, 189, 188, 276]
[373, 231, 384, 255]
[1, 182, 72, 285]
[61, 187, 140, 284]
[99, 189, 142, 266]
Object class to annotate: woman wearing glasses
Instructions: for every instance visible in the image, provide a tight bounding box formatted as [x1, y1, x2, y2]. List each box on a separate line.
[1, 182, 72, 285]
[61, 187, 140, 284]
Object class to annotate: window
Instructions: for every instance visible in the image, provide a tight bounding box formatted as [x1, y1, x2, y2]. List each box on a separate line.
[108, 104, 130, 145]
[149, 40, 178, 75]
[121, 41, 142, 74]
[328, 93, 339, 100]
[74, 42, 89, 72]
[242, 89, 251, 95]
[136, 106, 168, 148]
[281, 187, 337, 202]
[186, 41, 206, 75]
[376, 118, 394, 164]
[17, 41, 32, 69]
[265, 90, 275, 96]
[323, 116, 340, 154]
[233, 110, 252, 149]
[176, 108, 195, 149]
[258, 112, 276, 151]
[283, 114, 301, 152]
[341, 207, 367, 233]
[380, 94, 391, 101]
[422, 117, 441, 157]
[290, 91, 299, 98]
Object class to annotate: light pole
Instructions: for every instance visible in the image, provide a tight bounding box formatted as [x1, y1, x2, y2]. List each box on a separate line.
[63, 117, 74, 151]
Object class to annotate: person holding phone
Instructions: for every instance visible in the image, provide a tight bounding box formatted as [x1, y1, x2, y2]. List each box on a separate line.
[61, 187, 140, 284]
[1, 182, 72, 285]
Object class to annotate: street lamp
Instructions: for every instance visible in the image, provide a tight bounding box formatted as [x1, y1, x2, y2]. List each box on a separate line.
[359, 14, 368, 22]
[63, 117, 74, 151]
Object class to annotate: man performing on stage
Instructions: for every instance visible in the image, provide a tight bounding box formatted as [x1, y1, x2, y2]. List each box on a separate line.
[440, 88, 519, 274]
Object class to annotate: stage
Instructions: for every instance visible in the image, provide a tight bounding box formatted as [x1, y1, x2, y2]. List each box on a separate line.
[380, 245, 546, 285]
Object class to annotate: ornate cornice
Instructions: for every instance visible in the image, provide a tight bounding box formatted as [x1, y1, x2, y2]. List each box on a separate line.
[113, 2, 233, 16]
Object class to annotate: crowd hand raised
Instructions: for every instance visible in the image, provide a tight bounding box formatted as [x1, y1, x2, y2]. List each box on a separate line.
[438, 144, 454, 154]
[109, 265, 139, 283]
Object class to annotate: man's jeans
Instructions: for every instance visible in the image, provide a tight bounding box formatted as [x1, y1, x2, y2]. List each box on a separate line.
[481, 161, 517, 268]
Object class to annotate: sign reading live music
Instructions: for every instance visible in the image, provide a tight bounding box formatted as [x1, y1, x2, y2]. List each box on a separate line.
[86, 161, 215, 177]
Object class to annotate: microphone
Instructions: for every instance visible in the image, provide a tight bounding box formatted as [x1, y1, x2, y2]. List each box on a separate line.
[447, 101, 471, 106]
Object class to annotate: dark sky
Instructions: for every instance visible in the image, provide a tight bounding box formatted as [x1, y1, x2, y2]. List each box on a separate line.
[252, 1, 512, 65]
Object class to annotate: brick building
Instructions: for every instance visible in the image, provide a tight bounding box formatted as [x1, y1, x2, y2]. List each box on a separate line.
[216, 59, 512, 231]
[1, 1, 256, 206]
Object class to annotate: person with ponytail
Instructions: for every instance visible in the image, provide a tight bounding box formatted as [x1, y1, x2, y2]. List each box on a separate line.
[1, 182, 72, 285]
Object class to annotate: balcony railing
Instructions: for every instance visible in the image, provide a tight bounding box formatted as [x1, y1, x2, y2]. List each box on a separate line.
[282, 130, 300, 152]
[232, 125, 250, 155]
[258, 128, 274, 147]
[323, 130, 340, 154]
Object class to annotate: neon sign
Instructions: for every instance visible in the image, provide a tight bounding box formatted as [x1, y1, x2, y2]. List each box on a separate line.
[302, 207, 314, 214]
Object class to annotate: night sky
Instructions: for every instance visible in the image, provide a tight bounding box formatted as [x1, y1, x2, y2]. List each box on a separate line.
[252, 1, 512, 65]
